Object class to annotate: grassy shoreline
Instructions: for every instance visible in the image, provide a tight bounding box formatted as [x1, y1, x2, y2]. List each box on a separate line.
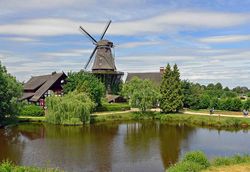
[91, 112, 250, 129]
[0, 161, 60, 172]
[2, 152, 250, 172]
[168, 151, 250, 172]
[15, 111, 250, 129]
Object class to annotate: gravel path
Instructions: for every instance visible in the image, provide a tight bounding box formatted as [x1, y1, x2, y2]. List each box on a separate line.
[184, 111, 248, 118]
[93, 108, 249, 119]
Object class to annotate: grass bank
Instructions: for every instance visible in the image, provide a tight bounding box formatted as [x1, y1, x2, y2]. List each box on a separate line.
[168, 151, 250, 172]
[16, 111, 250, 129]
[203, 163, 250, 172]
[0, 161, 60, 172]
[92, 112, 250, 129]
[18, 116, 46, 122]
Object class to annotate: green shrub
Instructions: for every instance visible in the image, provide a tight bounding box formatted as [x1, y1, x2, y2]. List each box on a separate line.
[183, 151, 210, 168]
[168, 151, 250, 172]
[168, 151, 210, 172]
[20, 104, 44, 116]
[96, 103, 130, 112]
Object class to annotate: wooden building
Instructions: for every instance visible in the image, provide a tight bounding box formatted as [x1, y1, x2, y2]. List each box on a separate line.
[21, 72, 67, 106]
[125, 67, 164, 85]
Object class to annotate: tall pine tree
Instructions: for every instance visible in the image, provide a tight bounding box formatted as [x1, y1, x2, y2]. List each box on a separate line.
[172, 64, 183, 111]
[160, 63, 183, 113]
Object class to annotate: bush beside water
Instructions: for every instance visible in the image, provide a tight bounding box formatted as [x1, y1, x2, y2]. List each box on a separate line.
[168, 151, 250, 172]
[96, 103, 130, 112]
[20, 104, 44, 117]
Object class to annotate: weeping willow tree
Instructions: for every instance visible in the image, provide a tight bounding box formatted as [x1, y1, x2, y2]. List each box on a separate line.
[45, 91, 94, 125]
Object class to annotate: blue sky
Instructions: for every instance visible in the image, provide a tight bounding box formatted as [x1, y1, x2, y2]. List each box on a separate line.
[0, 0, 250, 88]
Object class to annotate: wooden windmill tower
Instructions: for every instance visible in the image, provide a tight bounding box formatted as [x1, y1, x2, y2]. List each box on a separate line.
[79, 20, 123, 93]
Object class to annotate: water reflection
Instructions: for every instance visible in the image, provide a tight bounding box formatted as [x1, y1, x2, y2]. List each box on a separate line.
[0, 122, 250, 172]
[159, 124, 195, 168]
[123, 122, 195, 170]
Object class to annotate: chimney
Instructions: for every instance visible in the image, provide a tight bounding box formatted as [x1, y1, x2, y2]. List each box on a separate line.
[160, 67, 164, 74]
[52, 71, 57, 75]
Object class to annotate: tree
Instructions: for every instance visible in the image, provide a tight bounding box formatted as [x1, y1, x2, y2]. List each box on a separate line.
[0, 62, 22, 123]
[219, 98, 242, 111]
[232, 86, 249, 94]
[206, 83, 215, 90]
[230, 98, 242, 111]
[46, 91, 94, 124]
[209, 97, 219, 109]
[63, 71, 105, 106]
[199, 95, 210, 109]
[181, 80, 192, 108]
[122, 77, 159, 112]
[224, 87, 230, 91]
[160, 64, 183, 113]
[221, 91, 237, 99]
[172, 64, 183, 110]
[243, 99, 250, 110]
[214, 82, 223, 90]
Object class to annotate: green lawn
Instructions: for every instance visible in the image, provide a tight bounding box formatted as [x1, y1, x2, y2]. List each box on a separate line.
[18, 116, 45, 122]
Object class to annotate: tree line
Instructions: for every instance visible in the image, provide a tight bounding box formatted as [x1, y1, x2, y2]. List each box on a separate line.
[123, 63, 250, 113]
[181, 80, 250, 111]
[1, 60, 250, 126]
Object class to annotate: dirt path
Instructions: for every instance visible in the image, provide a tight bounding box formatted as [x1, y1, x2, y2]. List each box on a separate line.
[93, 108, 249, 119]
[183, 111, 248, 118]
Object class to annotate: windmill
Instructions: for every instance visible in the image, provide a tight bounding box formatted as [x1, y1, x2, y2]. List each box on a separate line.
[79, 20, 123, 93]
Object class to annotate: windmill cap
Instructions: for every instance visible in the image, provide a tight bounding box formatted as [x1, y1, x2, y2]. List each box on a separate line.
[97, 40, 113, 47]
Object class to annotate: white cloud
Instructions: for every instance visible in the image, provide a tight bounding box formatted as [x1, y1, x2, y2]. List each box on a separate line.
[41, 49, 93, 58]
[0, 0, 93, 11]
[0, 11, 249, 37]
[212, 50, 250, 60]
[200, 35, 250, 43]
[1, 37, 38, 42]
[118, 41, 162, 48]
[118, 55, 195, 63]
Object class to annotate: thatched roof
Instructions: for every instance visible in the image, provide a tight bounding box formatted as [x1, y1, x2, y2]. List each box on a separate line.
[22, 72, 66, 102]
[126, 72, 162, 84]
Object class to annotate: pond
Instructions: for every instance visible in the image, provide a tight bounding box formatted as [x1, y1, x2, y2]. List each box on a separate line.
[0, 121, 250, 172]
